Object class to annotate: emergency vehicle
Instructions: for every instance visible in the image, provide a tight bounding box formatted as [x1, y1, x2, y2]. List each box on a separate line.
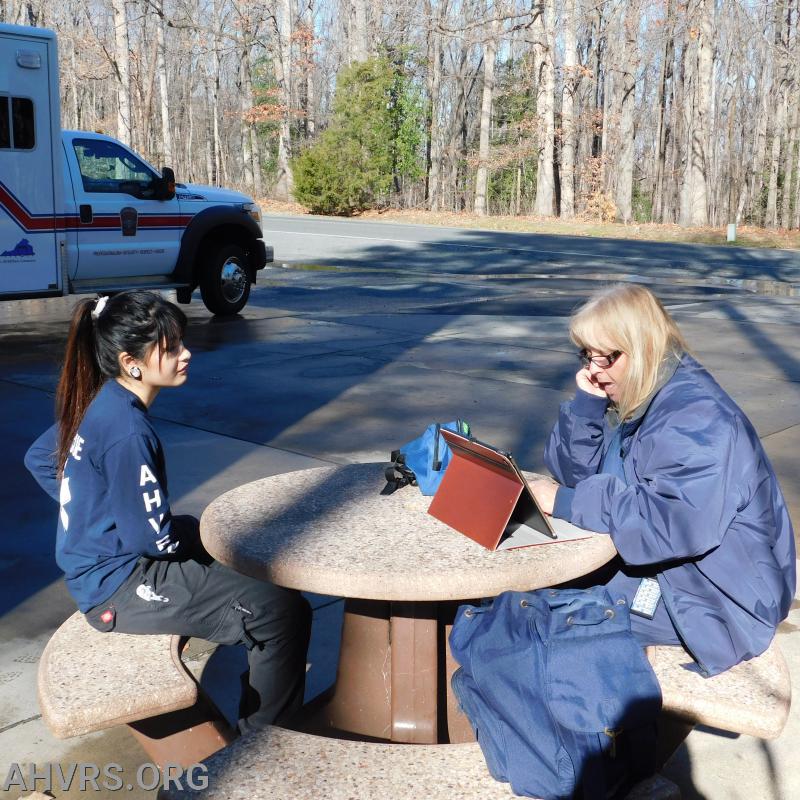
[0, 23, 271, 315]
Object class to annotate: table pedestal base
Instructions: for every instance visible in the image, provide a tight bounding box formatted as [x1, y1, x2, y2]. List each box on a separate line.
[303, 598, 475, 744]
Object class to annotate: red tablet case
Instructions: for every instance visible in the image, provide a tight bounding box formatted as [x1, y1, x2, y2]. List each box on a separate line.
[427, 431, 554, 550]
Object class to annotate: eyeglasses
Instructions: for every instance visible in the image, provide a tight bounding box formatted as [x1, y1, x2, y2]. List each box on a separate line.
[578, 349, 623, 368]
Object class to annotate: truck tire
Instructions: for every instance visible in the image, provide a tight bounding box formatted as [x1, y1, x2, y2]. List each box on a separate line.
[200, 243, 251, 315]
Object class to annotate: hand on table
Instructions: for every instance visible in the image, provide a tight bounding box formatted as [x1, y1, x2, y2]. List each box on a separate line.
[530, 479, 559, 516]
[576, 366, 608, 398]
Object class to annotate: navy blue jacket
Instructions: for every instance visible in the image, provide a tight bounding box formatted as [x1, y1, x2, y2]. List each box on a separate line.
[25, 381, 195, 612]
[545, 355, 796, 676]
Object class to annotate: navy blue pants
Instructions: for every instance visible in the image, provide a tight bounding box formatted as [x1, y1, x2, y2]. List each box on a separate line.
[85, 547, 311, 733]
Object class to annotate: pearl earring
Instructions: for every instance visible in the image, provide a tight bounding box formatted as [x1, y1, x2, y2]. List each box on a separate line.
[129, 366, 142, 379]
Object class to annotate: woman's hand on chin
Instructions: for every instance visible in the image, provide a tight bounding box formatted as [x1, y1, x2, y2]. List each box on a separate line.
[530, 479, 559, 515]
[575, 367, 608, 398]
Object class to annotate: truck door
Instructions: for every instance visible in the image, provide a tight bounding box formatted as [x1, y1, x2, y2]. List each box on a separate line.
[65, 135, 183, 279]
[0, 32, 59, 295]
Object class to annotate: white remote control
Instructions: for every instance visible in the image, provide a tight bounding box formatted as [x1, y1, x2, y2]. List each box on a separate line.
[631, 577, 661, 619]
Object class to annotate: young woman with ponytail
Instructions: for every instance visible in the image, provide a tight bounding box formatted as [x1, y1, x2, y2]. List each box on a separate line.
[25, 291, 311, 734]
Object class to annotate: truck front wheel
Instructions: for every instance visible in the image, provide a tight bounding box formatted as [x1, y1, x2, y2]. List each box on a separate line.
[200, 243, 251, 315]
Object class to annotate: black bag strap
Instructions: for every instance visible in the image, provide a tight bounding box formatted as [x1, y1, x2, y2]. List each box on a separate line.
[432, 423, 442, 471]
[381, 450, 417, 495]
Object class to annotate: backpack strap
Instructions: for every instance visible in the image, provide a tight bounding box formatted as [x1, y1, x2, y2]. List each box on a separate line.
[432, 424, 442, 471]
[381, 450, 417, 495]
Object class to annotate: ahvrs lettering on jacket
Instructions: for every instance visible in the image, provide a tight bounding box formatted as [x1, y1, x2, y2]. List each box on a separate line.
[24, 380, 194, 612]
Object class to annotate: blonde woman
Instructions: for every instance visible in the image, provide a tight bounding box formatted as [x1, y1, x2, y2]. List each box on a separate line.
[531, 284, 795, 676]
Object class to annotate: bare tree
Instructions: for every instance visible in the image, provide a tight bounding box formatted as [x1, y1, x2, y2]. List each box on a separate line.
[532, 0, 555, 216]
[474, 14, 499, 216]
[111, 0, 132, 145]
[425, 0, 448, 210]
[559, 0, 579, 218]
[652, 0, 675, 223]
[272, 0, 294, 198]
[679, 0, 713, 227]
[610, 0, 640, 223]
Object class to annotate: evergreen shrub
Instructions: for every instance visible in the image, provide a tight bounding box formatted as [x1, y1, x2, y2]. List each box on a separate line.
[292, 56, 423, 215]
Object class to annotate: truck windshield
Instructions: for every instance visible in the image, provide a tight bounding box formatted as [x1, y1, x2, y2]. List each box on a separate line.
[73, 138, 157, 196]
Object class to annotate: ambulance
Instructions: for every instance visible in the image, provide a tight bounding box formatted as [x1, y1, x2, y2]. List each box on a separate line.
[0, 23, 272, 314]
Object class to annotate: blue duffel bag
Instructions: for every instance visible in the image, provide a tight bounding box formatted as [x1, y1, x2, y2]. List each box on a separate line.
[450, 586, 662, 800]
[383, 420, 471, 496]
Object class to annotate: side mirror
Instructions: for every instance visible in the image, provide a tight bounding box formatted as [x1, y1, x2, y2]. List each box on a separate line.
[155, 166, 176, 201]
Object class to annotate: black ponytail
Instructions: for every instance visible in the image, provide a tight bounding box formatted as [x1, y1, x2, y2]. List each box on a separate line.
[55, 291, 187, 474]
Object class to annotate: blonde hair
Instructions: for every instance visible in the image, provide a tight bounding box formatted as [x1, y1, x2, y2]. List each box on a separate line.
[570, 284, 689, 420]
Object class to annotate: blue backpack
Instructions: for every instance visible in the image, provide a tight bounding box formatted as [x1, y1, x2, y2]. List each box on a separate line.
[450, 587, 662, 800]
[383, 420, 471, 496]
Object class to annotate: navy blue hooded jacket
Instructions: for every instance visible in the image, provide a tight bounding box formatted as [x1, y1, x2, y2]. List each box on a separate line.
[25, 380, 196, 612]
[545, 355, 796, 676]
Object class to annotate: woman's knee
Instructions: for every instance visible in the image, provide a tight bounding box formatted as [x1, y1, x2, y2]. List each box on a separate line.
[241, 581, 312, 642]
[297, 592, 313, 637]
[278, 589, 312, 641]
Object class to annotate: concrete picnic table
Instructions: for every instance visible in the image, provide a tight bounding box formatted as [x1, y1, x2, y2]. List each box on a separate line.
[200, 463, 617, 744]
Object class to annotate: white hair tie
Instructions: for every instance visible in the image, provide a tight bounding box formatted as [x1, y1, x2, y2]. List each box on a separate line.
[91, 295, 109, 320]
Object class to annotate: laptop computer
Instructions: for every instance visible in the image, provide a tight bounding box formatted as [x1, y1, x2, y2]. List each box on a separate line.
[427, 429, 593, 551]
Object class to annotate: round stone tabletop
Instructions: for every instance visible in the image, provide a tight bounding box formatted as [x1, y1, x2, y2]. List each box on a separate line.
[200, 464, 617, 602]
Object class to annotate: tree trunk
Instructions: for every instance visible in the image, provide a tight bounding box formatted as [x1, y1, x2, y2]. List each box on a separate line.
[767, 1, 791, 229]
[240, 45, 255, 193]
[614, 1, 639, 223]
[69, 36, 80, 129]
[533, 0, 555, 217]
[780, 91, 798, 228]
[187, 67, 195, 180]
[679, 0, 712, 227]
[793, 60, 800, 228]
[425, 0, 447, 210]
[350, 0, 369, 62]
[662, 34, 685, 224]
[600, 19, 612, 192]
[560, 0, 578, 218]
[474, 18, 499, 217]
[447, 40, 472, 211]
[273, 0, 294, 199]
[111, 0, 132, 146]
[653, 0, 675, 222]
[577, 7, 603, 212]
[766, 90, 787, 227]
[304, 0, 316, 138]
[212, 6, 223, 186]
[793, 124, 800, 228]
[155, 0, 172, 166]
[726, 90, 739, 223]
[748, 32, 772, 224]
[138, 19, 159, 158]
[204, 75, 214, 185]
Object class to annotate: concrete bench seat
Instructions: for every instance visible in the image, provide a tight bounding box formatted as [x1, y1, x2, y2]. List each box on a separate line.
[648, 639, 791, 739]
[39, 616, 790, 799]
[157, 641, 790, 800]
[157, 726, 680, 800]
[38, 611, 235, 767]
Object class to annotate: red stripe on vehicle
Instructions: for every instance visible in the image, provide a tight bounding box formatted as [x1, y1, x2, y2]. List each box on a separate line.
[1, 181, 193, 233]
[0, 183, 56, 230]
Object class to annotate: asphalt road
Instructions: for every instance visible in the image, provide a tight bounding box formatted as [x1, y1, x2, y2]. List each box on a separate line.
[260, 214, 800, 288]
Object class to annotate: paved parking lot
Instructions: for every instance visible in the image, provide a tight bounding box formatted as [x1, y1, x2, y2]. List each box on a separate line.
[1, 223, 799, 798]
